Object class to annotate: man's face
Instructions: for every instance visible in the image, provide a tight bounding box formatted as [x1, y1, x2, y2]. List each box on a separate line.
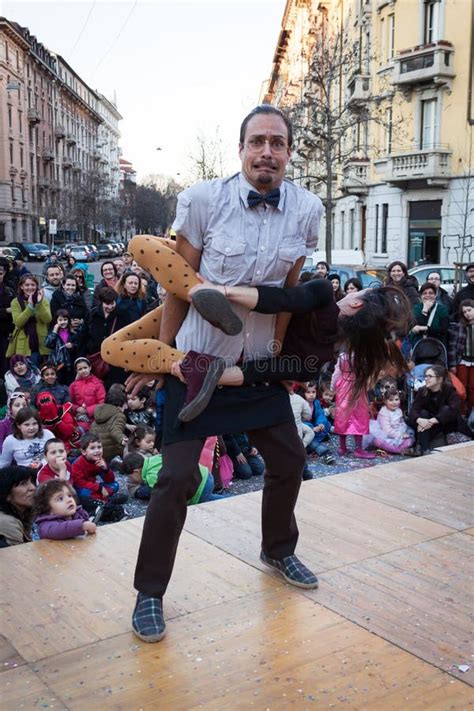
[467, 267, 474, 284]
[427, 273, 441, 289]
[316, 263, 328, 278]
[47, 267, 62, 286]
[239, 113, 291, 193]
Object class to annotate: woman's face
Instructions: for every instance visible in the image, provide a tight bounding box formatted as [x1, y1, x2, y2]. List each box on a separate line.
[72, 270, 85, 285]
[421, 288, 436, 304]
[43, 368, 57, 385]
[389, 265, 405, 282]
[13, 360, 27, 376]
[330, 278, 340, 292]
[102, 264, 115, 280]
[18, 417, 39, 439]
[63, 278, 77, 296]
[424, 369, 442, 391]
[10, 396, 27, 417]
[76, 361, 91, 378]
[20, 278, 38, 298]
[102, 300, 116, 315]
[124, 275, 140, 296]
[462, 305, 474, 322]
[7, 478, 36, 512]
[345, 282, 359, 294]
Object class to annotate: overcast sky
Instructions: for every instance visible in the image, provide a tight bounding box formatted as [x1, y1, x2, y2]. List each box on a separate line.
[5, 0, 286, 182]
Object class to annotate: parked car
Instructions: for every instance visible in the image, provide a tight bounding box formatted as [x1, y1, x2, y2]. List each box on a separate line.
[0, 246, 22, 262]
[68, 245, 91, 262]
[87, 244, 99, 261]
[96, 243, 114, 258]
[9, 242, 49, 261]
[408, 264, 465, 296]
[301, 259, 384, 289]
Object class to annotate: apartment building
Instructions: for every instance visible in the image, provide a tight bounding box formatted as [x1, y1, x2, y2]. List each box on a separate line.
[262, 0, 474, 268]
[0, 17, 122, 244]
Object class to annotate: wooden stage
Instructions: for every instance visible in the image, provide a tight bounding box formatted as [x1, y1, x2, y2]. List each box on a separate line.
[1, 442, 473, 709]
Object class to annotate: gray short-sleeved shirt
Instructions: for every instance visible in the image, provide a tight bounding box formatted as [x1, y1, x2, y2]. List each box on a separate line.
[172, 172, 323, 364]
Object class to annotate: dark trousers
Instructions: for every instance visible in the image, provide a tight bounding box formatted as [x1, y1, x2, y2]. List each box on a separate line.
[134, 420, 306, 598]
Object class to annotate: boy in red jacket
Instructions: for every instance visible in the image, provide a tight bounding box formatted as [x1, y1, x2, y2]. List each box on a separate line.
[72, 433, 127, 518]
[37, 438, 74, 485]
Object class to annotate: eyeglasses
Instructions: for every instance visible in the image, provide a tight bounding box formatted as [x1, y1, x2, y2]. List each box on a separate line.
[245, 137, 289, 153]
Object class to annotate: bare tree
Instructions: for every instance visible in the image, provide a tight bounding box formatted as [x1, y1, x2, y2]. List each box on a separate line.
[134, 175, 181, 234]
[187, 128, 228, 183]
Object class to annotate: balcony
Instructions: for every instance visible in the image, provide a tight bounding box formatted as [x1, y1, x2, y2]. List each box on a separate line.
[392, 42, 455, 90]
[92, 149, 102, 161]
[55, 125, 66, 140]
[19, 169, 28, 180]
[386, 146, 451, 187]
[27, 107, 41, 124]
[66, 133, 77, 146]
[42, 148, 55, 161]
[341, 159, 370, 195]
[50, 179, 60, 191]
[38, 177, 50, 189]
[346, 74, 370, 108]
[9, 166, 18, 177]
[62, 157, 72, 169]
[72, 161, 81, 172]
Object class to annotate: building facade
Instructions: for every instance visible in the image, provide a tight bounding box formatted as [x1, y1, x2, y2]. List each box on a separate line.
[0, 17, 123, 244]
[262, 0, 474, 268]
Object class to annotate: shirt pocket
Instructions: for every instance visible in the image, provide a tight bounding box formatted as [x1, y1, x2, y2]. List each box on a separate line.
[273, 239, 307, 281]
[207, 236, 247, 281]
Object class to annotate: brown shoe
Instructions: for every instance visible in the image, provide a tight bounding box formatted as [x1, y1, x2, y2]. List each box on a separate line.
[178, 350, 227, 422]
[192, 289, 242, 336]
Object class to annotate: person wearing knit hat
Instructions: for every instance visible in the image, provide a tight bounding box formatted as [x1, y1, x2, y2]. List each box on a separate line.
[328, 273, 344, 302]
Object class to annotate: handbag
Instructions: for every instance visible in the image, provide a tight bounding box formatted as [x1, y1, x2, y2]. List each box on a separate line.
[89, 317, 117, 379]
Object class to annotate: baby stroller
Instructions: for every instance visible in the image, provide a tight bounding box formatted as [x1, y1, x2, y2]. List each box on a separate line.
[406, 337, 448, 410]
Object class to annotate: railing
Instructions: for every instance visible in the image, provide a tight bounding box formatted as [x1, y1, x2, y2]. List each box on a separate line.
[342, 159, 370, 194]
[392, 42, 455, 87]
[27, 107, 41, 124]
[387, 146, 451, 182]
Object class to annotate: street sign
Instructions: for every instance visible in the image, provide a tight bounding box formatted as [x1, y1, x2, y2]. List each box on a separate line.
[49, 219, 57, 235]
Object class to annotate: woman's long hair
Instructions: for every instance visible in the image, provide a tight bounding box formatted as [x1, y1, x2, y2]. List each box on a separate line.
[338, 286, 412, 398]
[420, 364, 452, 397]
[115, 272, 146, 300]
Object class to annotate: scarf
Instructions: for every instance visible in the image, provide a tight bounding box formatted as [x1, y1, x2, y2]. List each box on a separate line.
[17, 294, 39, 353]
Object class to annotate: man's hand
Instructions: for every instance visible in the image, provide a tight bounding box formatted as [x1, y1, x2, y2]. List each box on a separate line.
[125, 372, 162, 396]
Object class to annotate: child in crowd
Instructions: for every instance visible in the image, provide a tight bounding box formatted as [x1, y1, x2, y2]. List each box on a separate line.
[126, 424, 156, 456]
[222, 432, 264, 480]
[319, 380, 336, 425]
[367, 389, 414, 454]
[44, 309, 76, 383]
[31, 364, 70, 405]
[124, 386, 155, 431]
[34, 391, 81, 452]
[283, 381, 314, 480]
[37, 438, 74, 485]
[0, 392, 27, 448]
[301, 381, 335, 464]
[331, 353, 375, 459]
[69, 357, 106, 431]
[71, 432, 125, 504]
[91, 385, 128, 461]
[0, 406, 54, 468]
[122, 451, 227, 503]
[4, 355, 41, 397]
[34, 480, 96, 540]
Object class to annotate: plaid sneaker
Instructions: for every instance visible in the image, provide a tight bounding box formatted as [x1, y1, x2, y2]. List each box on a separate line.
[260, 551, 318, 589]
[132, 593, 166, 643]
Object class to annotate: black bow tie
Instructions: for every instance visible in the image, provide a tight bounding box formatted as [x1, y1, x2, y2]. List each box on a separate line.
[247, 188, 280, 209]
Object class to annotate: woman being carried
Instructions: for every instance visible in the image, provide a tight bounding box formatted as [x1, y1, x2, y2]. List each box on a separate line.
[101, 236, 411, 421]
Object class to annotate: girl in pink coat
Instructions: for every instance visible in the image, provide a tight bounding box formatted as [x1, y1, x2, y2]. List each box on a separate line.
[69, 357, 105, 432]
[331, 352, 375, 459]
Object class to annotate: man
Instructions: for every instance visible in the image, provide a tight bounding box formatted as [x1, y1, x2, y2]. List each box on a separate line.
[42, 251, 60, 276]
[42, 264, 64, 303]
[315, 261, 330, 278]
[130, 105, 323, 643]
[113, 257, 125, 277]
[452, 263, 474, 318]
[427, 271, 453, 318]
[123, 251, 133, 270]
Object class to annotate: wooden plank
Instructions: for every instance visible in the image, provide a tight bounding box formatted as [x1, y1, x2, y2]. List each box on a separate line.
[0, 520, 279, 663]
[0, 666, 67, 710]
[464, 528, 474, 536]
[326, 455, 473, 530]
[34, 590, 473, 710]
[185, 481, 454, 574]
[0, 634, 25, 674]
[435, 442, 474, 462]
[305, 532, 474, 685]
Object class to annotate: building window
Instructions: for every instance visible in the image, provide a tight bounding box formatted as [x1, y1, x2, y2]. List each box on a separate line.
[375, 204, 380, 252]
[0, 222, 5, 240]
[388, 14, 395, 59]
[9, 143, 13, 164]
[420, 98, 438, 148]
[386, 107, 393, 153]
[341, 211, 345, 248]
[424, 0, 440, 44]
[8, 106, 12, 128]
[18, 111, 22, 135]
[350, 208, 355, 249]
[20, 147, 24, 167]
[381, 204, 389, 253]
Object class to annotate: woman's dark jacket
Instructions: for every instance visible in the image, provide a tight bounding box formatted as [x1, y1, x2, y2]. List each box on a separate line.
[84, 306, 128, 355]
[386, 275, 420, 306]
[50, 290, 89, 321]
[408, 384, 471, 437]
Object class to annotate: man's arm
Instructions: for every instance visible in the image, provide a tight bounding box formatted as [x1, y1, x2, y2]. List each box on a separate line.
[273, 255, 305, 352]
[159, 233, 202, 345]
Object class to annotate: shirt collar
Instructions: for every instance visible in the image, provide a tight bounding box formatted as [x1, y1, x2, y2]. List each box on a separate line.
[238, 172, 286, 212]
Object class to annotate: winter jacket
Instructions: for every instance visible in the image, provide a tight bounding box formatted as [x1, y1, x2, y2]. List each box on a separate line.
[44, 330, 75, 371]
[435, 287, 454, 318]
[0, 283, 14, 334]
[303, 398, 331, 435]
[41, 281, 59, 304]
[0, 416, 13, 448]
[36, 506, 89, 540]
[452, 282, 474, 319]
[50, 289, 89, 322]
[37, 461, 74, 485]
[90, 404, 127, 460]
[288, 392, 312, 438]
[35, 393, 81, 451]
[69, 375, 106, 418]
[71, 454, 117, 500]
[115, 295, 147, 325]
[448, 322, 474, 367]
[408, 384, 471, 436]
[141, 454, 208, 505]
[31, 380, 70, 405]
[6, 297, 52, 357]
[386, 275, 420, 306]
[85, 306, 128, 355]
[4, 367, 41, 397]
[0, 511, 32, 547]
[409, 302, 450, 347]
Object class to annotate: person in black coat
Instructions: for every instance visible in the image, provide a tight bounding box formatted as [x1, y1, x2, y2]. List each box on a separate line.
[452, 263, 474, 319]
[408, 364, 471, 454]
[385, 261, 420, 306]
[50, 274, 89, 322]
[85, 286, 128, 386]
[0, 258, 14, 378]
